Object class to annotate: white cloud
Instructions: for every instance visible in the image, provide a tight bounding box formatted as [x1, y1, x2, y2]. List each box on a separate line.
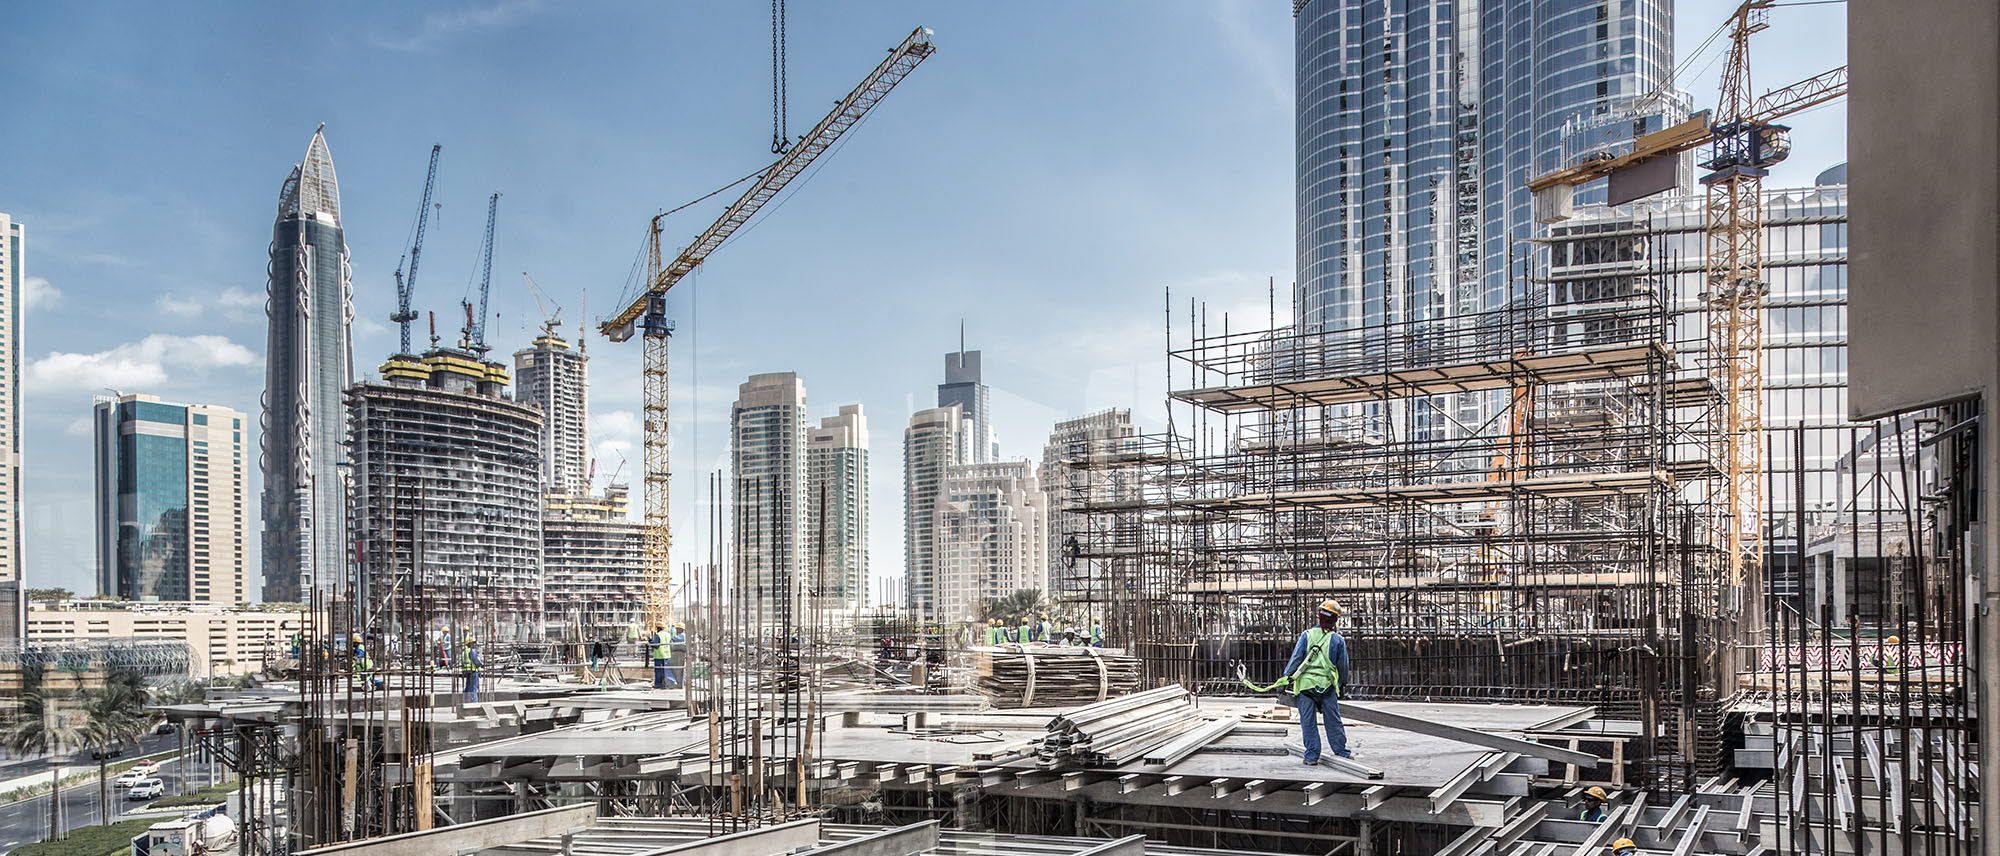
[372, 0, 542, 52]
[22, 276, 60, 311]
[62, 416, 92, 437]
[156, 295, 204, 319]
[26, 334, 258, 394]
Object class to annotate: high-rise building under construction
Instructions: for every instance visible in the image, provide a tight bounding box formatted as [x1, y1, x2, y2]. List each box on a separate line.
[351, 350, 544, 642]
[543, 485, 645, 637]
[514, 330, 591, 497]
[261, 126, 353, 603]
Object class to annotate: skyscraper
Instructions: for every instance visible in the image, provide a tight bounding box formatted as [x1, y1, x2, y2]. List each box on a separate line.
[806, 405, 868, 612]
[0, 214, 21, 637]
[93, 394, 248, 603]
[352, 349, 544, 641]
[939, 349, 995, 463]
[1293, 0, 1676, 333]
[514, 330, 591, 497]
[261, 126, 353, 603]
[902, 404, 963, 620]
[543, 485, 646, 636]
[934, 461, 1047, 624]
[731, 373, 808, 623]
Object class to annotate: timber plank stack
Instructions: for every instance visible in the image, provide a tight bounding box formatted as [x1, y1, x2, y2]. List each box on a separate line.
[973, 646, 1140, 708]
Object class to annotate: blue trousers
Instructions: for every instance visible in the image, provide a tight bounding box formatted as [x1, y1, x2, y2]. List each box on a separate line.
[463, 671, 481, 703]
[653, 659, 669, 689]
[1295, 691, 1348, 762]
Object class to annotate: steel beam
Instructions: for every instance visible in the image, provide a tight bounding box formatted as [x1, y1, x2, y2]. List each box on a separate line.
[1670, 805, 1710, 856]
[1341, 702, 1597, 769]
[799, 821, 937, 856]
[1070, 835, 1147, 856]
[632, 820, 823, 856]
[295, 805, 597, 856]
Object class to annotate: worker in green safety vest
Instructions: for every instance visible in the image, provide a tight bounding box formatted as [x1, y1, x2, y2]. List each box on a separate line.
[986, 618, 1005, 646]
[648, 625, 669, 689]
[460, 639, 483, 703]
[1278, 599, 1352, 763]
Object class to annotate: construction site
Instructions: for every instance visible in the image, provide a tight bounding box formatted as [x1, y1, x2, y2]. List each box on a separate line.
[134, 4, 1992, 856]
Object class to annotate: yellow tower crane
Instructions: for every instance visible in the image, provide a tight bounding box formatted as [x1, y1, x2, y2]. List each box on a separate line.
[1527, 0, 1845, 599]
[601, 27, 936, 629]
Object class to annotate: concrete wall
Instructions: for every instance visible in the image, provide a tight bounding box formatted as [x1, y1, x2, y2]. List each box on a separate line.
[1847, 0, 1999, 840]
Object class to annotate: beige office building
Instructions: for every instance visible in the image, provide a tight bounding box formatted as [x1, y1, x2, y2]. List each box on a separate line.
[27, 601, 312, 677]
[934, 461, 1046, 624]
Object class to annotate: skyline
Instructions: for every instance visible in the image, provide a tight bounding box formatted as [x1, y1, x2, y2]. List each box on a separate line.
[4, 2, 1848, 599]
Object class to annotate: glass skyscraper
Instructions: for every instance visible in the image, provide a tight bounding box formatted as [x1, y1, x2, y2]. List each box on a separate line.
[260, 126, 353, 603]
[94, 394, 249, 603]
[1294, 0, 1675, 333]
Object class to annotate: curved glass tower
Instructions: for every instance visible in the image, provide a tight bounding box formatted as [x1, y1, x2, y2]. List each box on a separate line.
[1295, 0, 1675, 333]
[260, 126, 353, 603]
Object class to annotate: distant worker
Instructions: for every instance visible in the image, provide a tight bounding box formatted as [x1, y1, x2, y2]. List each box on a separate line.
[1882, 635, 1903, 673]
[648, 625, 669, 689]
[1272, 599, 1351, 763]
[351, 634, 372, 674]
[460, 638, 483, 704]
[1017, 618, 1033, 644]
[589, 638, 608, 671]
[986, 619, 1005, 646]
[1610, 839, 1638, 856]
[666, 623, 687, 687]
[1579, 786, 1610, 821]
[1036, 614, 1054, 643]
[1090, 623, 1105, 647]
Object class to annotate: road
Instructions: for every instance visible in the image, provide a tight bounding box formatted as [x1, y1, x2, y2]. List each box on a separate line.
[0, 741, 229, 856]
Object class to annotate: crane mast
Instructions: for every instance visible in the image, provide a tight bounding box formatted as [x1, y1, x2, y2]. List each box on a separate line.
[392, 145, 441, 355]
[602, 26, 936, 629]
[464, 192, 501, 355]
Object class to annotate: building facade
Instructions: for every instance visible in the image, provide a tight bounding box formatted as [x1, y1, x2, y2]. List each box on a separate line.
[27, 601, 313, 678]
[1544, 168, 1852, 607]
[514, 332, 592, 497]
[543, 486, 646, 637]
[261, 127, 353, 603]
[1293, 0, 1676, 333]
[0, 213, 23, 638]
[902, 404, 964, 620]
[351, 350, 544, 641]
[939, 350, 995, 463]
[806, 404, 868, 612]
[934, 461, 1047, 624]
[1039, 409, 1139, 603]
[731, 373, 808, 624]
[93, 394, 247, 604]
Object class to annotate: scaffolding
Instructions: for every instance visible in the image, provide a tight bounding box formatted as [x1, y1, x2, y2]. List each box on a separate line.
[1058, 258, 1736, 789]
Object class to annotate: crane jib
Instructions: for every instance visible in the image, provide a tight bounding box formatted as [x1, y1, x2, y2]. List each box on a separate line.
[601, 26, 934, 342]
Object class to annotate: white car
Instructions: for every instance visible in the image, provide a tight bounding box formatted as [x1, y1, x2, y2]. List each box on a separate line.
[114, 769, 149, 788]
[128, 759, 160, 774]
[127, 778, 165, 800]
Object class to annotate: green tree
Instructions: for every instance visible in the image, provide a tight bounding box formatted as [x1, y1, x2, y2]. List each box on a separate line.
[979, 589, 1051, 628]
[23, 588, 72, 604]
[81, 682, 151, 822]
[4, 685, 85, 841]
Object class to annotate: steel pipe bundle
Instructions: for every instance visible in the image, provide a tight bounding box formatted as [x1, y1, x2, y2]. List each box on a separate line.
[1032, 686, 1228, 769]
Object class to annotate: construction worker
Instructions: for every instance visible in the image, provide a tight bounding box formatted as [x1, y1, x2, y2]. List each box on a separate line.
[1089, 623, 1105, 647]
[984, 618, 1003, 646]
[1017, 618, 1033, 644]
[1882, 635, 1903, 673]
[1036, 614, 1054, 643]
[1610, 839, 1638, 856]
[460, 638, 483, 704]
[1280, 599, 1352, 763]
[666, 623, 687, 687]
[351, 634, 371, 673]
[1579, 786, 1610, 821]
[648, 625, 669, 689]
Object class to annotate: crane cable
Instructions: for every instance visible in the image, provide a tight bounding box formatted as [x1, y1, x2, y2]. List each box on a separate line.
[771, 0, 789, 154]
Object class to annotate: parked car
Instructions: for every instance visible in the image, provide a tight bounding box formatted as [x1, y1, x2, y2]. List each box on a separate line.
[89, 742, 125, 760]
[127, 778, 165, 800]
[114, 768, 150, 788]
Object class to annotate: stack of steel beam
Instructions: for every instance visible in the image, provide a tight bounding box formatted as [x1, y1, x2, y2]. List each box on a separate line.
[1033, 686, 1222, 769]
[974, 647, 1140, 707]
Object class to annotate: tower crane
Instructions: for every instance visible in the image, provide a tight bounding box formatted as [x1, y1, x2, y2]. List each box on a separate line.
[463, 192, 501, 356]
[523, 272, 564, 339]
[391, 144, 442, 355]
[601, 27, 936, 628]
[1526, 0, 1846, 598]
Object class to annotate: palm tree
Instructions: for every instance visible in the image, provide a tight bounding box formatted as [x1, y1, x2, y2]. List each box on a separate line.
[4, 685, 85, 841]
[980, 588, 1051, 627]
[82, 682, 150, 822]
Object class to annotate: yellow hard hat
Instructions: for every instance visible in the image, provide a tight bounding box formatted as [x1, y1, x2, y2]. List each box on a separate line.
[1611, 839, 1637, 856]
[673, 623, 684, 630]
[1886, 635, 1901, 645]
[1316, 599, 1343, 617]
[1586, 786, 1608, 801]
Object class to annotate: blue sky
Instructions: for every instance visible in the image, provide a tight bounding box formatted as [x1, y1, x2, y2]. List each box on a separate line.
[4, 1, 1846, 599]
